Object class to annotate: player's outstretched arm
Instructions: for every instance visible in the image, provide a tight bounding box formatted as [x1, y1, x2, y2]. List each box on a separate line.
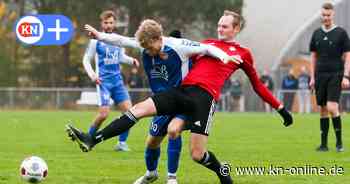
[240, 52, 293, 126]
[173, 38, 242, 65]
[121, 53, 140, 67]
[84, 24, 140, 49]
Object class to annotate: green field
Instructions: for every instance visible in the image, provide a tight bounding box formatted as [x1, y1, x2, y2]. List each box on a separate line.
[0, 111, 349, 184]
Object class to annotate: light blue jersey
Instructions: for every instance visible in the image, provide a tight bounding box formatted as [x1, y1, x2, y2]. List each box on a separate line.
[83, 37, 134, 106]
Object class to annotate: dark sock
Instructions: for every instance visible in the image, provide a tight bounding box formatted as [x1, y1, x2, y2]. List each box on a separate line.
[196, 151, 222, 176]
[94, 111, 138, 143]
[320, 117, 329, 147]
[332, 116, 342, 146]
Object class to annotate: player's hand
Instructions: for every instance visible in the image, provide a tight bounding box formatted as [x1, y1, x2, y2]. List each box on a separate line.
[342, 77, 350, 89]
[309, 77, 315, 92]
[223, 55, 243, 65]
[133, 58, 140, 68]
[84, 24, 99, 39]
[94, 78, 102, 85]
[91, 74, 101, 85]
[277, 106, 293, 127]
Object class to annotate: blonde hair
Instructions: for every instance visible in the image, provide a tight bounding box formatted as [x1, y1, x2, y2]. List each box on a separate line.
[223, 10, 244, 28]
[135, 19, 163, 48]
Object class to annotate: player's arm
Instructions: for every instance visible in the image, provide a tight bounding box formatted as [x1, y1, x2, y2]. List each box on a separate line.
[309, 31, 317, 90]
[84, 24, 141, 49]
[173, 38, 242, 64]
[120, 48, 140, 67]
[342, 30, 350, 88]
[309, 52, 317, 89]
[240, 51, 292, 126]
[82, 40, 101, 84]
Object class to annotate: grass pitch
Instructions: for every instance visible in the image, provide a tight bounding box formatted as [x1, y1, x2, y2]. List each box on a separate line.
[0, 111, 349, 184]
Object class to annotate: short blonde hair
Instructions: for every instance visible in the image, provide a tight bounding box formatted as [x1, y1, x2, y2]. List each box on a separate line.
[135, 19, 163, 48]
[223, 10, 244, 28]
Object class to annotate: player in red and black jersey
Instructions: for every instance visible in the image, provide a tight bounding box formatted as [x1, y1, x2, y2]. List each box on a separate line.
[67, 10, 293, 184]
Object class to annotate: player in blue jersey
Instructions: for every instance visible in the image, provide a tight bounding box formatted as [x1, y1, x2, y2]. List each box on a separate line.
[133, 30, 189, 184]
[82, 10, 139, 151]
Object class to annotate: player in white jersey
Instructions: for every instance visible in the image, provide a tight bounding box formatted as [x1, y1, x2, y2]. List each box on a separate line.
[82, 10, 139, 151]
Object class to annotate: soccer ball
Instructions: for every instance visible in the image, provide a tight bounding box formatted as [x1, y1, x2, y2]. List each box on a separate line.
[20, 156, 48, 183]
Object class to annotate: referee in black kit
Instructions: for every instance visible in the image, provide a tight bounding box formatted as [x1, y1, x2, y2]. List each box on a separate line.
[309, 2, 350, 152]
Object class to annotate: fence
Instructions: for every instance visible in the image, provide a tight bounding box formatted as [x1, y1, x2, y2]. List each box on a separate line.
[1, 88, 349, 112]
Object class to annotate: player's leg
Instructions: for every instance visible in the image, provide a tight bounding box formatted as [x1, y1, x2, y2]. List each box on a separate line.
[315, 74, 329, 151]
[188, 87, 232, 184]
[89, 106, 110, 136]
[66, 97, 157, 152]
[88, 84, 111, 136]
[166, 117, 186, 184]
[327, 74, 343, 152]
[113, 83, 133, 151]
[190, 133, 232, 184]
[134, 136, 164, 184]
[134, 116, 169, 184]
[66, 89, 183, 152]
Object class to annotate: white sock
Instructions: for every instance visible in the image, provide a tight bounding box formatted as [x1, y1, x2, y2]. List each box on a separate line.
[146, 170, 157, 176]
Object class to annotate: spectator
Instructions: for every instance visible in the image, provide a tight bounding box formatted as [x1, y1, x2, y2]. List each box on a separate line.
[260, 69, 274, 112]
[230, 78, 243, 112]
[128, 67, 143, 102]
[282, 69, 298, 111]
[298, 66, 311, 113]
[218, 79, 232, 111]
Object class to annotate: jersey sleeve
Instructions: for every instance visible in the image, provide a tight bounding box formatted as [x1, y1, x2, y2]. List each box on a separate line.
[168, 38, 228, 62]
[120, 48, 134, 65]
[309, 31, 317, 52]
[82, 39, 97, 81]
[341, 29, 350, 52]
[98, 32, 142, 50]
[240, 50, 281, 109]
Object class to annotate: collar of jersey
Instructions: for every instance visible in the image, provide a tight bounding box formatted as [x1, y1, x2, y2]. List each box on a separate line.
[322, 24, 337, 33]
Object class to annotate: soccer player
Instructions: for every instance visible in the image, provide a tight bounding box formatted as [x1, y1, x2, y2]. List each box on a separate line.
[68, 12, 293, 184]
[82, 19, 236, 183]
[82, 10, 139, 151]
[309, 3, 350, 152]
[133, 30, 191, 184]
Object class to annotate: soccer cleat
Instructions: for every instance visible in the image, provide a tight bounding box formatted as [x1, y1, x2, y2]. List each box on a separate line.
[167, 176, 178, 184]
[133, 172, 158, 184]
[336, 145, 344, 152]
[114, 142, 130, 152]
[277, 107, 293, 127]
[66, 124, 95, 152]
[316, 145, 329, 152]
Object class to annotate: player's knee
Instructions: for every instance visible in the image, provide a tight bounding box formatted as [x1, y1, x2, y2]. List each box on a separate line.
[146, 136, 160, 149]
[190, 148, 205, 162]
[320, 106, 328, 116]
[98, 111, 109, 120]
[130, 98, 156, 118]
[167, 126, 180, 140]
[326, 103, 339, 115]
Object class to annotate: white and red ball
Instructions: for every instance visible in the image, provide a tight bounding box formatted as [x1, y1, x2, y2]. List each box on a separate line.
[20, 156, 48, 183]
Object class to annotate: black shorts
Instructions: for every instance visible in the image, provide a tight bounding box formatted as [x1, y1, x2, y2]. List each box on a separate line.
[315, 73, 343, 106]
[151, 86, 216, 136]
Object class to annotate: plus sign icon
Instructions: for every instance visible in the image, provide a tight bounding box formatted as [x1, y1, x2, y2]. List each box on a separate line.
[15, 15, 74, 45]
